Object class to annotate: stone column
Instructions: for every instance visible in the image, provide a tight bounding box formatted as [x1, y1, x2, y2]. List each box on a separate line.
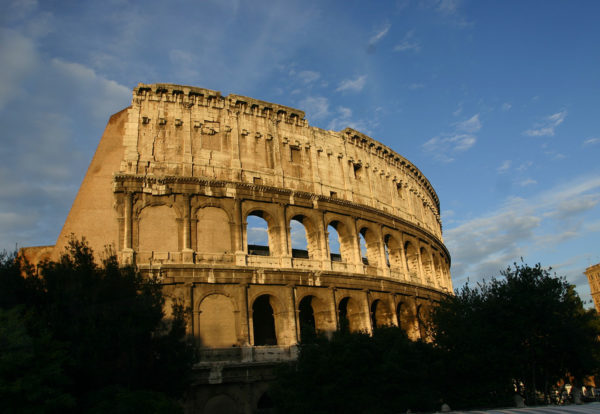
[278, 204, 292, 268]
[122, 192, 134, 264]
[234, 198, 246, 266]
[182, 194, 194, 263]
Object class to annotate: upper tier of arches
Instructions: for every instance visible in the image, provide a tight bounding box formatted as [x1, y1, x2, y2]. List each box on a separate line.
[117, 182, 452, 294]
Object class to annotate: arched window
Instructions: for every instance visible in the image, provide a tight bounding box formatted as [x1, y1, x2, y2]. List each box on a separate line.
[298, 296, 316, 340]
[252, 295, 277, 346]
[247, 212, 270, 256]
[420, 247, 434, 283]
[338, 297, 362, 333]
[290, 217, 309, 259]
[371, 299, 393, 329]
[328, 223, 342, 262]
[404, 241, 419, 280]
[359, 230, 368, 265]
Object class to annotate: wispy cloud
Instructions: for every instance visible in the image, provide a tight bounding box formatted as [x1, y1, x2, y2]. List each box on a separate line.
[497, 160, 511, 173]
[501, 102, 512, 111]
[446, 175, 600, 290]
[299, 96, 330, 119]
[394, 30, 421, 52]
[523, 110, 567, 137]
[327, 106, 373, 134]
[297, 70, 320, 84]
[519, 178, 537, 187]
[423, 113, 481, 162]
[583, 137, 600, 146]
[369, 23, 391, 45]
[335, 75, 367, 92]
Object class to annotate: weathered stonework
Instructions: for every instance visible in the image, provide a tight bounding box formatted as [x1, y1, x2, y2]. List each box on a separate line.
[585, 263, 600, 313]
[24, 83, 452, 413]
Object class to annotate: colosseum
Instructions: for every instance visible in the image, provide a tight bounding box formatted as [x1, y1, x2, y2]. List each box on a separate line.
[25, 83, 453, 413]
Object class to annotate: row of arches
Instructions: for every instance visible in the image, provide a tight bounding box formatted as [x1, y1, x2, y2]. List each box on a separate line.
[196, 291, 433, 348]
[131, 199, 451, 290]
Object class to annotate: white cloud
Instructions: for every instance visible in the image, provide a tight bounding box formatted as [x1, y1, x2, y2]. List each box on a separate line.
[327, 106, 372, 134]
[501, 102, 512, 111]
[297, 70, 320, 84]
[335, 75, 367, 92]
[408, 83, 425, 90]
[497, 160, 511, 173]
[523, 110, 567, 137]
[299, 96, 330, 120]
[394, 30, 421, 52]
[446, 175, 600, 288]
[0, 29, 38, 109]
[369, 23, 391, 45]
[423, 113, 480, 162]
[519, 178, 537, 187]
[583, 138, 600, 146]
[455, 113, 481, 133]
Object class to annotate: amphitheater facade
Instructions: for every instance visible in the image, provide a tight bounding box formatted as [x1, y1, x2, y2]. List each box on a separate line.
[26, 83, 452, 413]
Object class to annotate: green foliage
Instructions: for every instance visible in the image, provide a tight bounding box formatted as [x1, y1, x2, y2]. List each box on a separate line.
[271, 327, 442, 414]
[273, 263, 600, 412]
[431, 263, 600, 408]
[0, 239, 195, 413]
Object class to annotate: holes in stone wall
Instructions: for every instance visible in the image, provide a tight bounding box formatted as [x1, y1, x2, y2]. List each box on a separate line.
[327, 223, 342, 262]
[290, 217, 309, 259]
[252, 295, 277, 346]
[247, 213, 270, 256]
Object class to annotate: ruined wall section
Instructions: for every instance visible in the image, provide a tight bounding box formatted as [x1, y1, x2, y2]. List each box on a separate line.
[119, 84, 442, 239]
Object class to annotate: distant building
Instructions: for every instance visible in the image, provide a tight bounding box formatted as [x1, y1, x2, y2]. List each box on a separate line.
[584, 263, 600, 313]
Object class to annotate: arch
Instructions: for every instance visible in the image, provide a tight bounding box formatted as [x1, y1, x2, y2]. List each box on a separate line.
[404, 241, 419, 280]
[384, 233, 403, 269]
[196, 206, 231, 253]
[358, 230, 368, 265]
[256, 392, 274, 413]
[371, 299, 393, 329]
[252, 294, 278, 346]
[397, 301, 419, 340]
[359, 226, 381, 267]
[290, 216, 309, 258]
[289, 214, 321, 260]
[327, 223, 342, 262]
[247, 212, 271, 256]
[338, 296, 363, 333]
[298, 296, 316, 340]
[138, 204, 178, 253]
[432, 253, 442, 288]
[420, 246, 434, 284]
[204, 394, 238, 414]
[328, 220, 354, 263]
[198, 293, 237, 348]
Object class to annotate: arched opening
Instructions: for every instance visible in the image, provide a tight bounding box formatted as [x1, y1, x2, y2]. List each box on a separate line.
[298, 296, 316, 341]
[247, 212, 270, 256]
[290, 217, 309, 259]
[197, 206, 231, 253]
[328, 223, 342, 262]
[338, 297, 362, 333]
[404, 241, 419, 280]
[383, 235, 391, 267]
[204, 394, 238, 414]
[256, 392, 274, 414]
[252, 295, 277, 346]
[359, 230, 368, 265]
[371, 299, 393, 329]
[385, 233, 403, 269]
[198, 294, 237, 348]
[420, 247, 434, 283]
[396, 302, 405, 331]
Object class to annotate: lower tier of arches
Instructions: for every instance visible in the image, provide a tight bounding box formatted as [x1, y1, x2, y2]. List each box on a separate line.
[154, 265, 448, 348]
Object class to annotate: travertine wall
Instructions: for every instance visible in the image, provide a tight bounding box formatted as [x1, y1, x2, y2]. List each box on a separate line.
[585, 263, 600, 313]
[41, 83, 453, 413]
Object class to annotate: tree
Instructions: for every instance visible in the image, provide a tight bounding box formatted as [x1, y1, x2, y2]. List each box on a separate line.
[271, 327, 442, 414]
[431, 263, 600, 408]
[0, 239, 196, 413]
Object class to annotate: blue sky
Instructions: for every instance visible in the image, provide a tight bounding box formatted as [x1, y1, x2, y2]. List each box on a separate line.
[1, 0, 599, 303]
